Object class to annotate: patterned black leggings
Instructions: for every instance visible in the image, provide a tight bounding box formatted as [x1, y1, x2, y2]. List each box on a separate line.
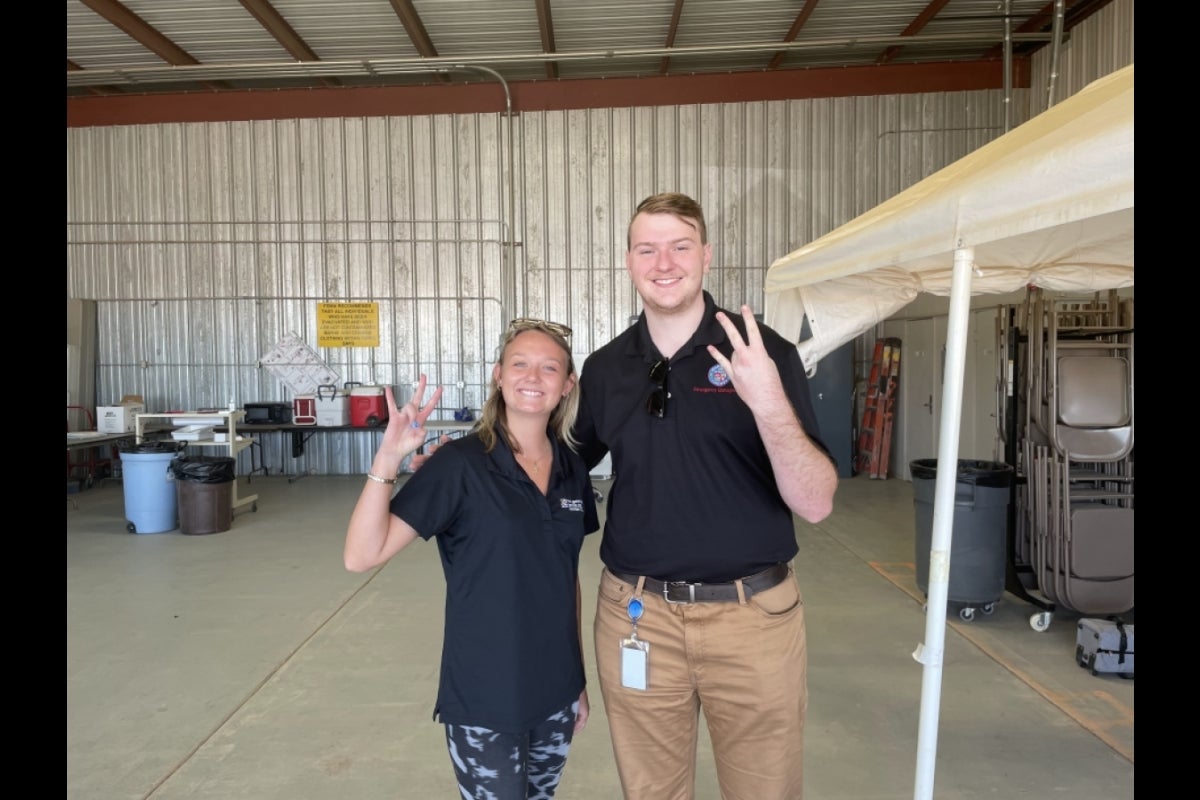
[444, 700, 579, 799]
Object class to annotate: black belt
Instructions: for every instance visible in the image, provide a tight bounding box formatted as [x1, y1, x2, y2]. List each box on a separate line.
[613, 563, 790, 604]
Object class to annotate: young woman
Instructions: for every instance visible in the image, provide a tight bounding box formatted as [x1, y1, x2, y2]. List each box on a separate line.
[344, 318, 598, 799]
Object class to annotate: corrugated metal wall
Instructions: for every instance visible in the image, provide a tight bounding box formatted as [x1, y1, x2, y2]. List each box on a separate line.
[65, 0, 1132, 477]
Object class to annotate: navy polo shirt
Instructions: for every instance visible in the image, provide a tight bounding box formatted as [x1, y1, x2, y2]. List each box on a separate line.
[575, 291, 833, 583]
[390, 431, 599, 733]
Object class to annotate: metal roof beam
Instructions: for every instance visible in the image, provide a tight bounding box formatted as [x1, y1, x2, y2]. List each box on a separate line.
[238, 0, 339, 87]
[876, 0, 951, 65]
[767, 0, 821, 71]
[659, 0, 685, 75]
[535, 0, 558, 80]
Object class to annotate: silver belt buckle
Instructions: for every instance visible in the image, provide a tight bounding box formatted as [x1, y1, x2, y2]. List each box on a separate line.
[664, 581, 697, 604]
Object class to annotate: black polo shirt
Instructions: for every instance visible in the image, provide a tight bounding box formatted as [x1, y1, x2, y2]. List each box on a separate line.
[575, 291, 832, 583]
[390, 431, 599, 732]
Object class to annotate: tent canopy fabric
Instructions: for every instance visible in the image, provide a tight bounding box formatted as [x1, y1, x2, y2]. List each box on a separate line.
[764, 64, 1134, 367]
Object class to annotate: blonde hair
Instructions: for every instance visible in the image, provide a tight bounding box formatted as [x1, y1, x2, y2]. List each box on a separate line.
[476, 320, 581, 454]
[627, 192, 709, 249]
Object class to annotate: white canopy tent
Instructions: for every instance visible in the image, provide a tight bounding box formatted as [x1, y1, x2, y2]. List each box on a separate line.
[765, 64, 1133, 369]
[763, 64, 1133, 800]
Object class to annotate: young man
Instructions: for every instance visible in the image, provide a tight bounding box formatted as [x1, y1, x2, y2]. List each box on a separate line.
[574, 191, 838, 799]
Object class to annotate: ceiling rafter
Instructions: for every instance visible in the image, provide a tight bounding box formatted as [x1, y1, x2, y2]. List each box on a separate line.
[876, 0, 950, 65]
[67, 1, 1118, 100]
[658, 0, 685, 75]
[534, 0, 558, 80]
[68, 58, 120, 96]
[388, 0, 437, 56]
[238, 0, 338, 87]
[77, 0, 230, 91]
[979, 0, 1108, 60]
[79, 0, 193, 65]
[979, 0, 1060, 60]
[767, 0, 821, 70]
[385, 0, 449, 83]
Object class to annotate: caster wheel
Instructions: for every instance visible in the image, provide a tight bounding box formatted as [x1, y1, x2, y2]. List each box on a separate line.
[981, 602, 996, 615]
[958, 607, 976, 622]
[1075, 644, 1087, 668]
[1087, 653, 1098, 676]
[1118, 673, 1134, 680]
[367, 415, 381, 427]
[126, 522, 136, 533]
[252, 502, 258, 512]
[1029, 612, 1052, 632]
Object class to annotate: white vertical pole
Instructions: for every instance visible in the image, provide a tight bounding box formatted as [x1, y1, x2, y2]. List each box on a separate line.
[912, 246, 975, 800]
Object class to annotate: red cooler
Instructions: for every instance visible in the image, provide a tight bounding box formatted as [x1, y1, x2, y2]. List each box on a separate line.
[292, 394, 317, 426]
[350, 385, 389, 427]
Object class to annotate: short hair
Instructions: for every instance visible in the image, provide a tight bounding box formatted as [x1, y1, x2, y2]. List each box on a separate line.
[627, 192, 708, 249]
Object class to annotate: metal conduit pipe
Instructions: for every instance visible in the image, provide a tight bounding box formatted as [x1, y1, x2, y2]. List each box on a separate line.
[74, 61, 519, 321]
[69, 60, 519, 363]
[1046, 0, 1066, 108]
[445, 64, 518, 324]
[1003, 0, 1013, 132]
[65, 32, 1054, 88]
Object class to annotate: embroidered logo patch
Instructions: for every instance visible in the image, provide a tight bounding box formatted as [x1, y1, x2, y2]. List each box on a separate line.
[708, 363, 731, 387]
[560, 498, 585, 512]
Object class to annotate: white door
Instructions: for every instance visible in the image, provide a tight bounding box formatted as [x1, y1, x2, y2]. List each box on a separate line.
[882, 308, 1002, 479]
[881, 319, 936, 481]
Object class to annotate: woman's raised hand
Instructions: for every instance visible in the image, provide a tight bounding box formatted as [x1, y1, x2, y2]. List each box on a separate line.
[383, 374, 444, 458]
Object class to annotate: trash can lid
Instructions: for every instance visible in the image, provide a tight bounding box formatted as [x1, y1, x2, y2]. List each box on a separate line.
[170, 455, 237, 483]
[909, 458, 1013, 486]
[119, 441, 184, 454]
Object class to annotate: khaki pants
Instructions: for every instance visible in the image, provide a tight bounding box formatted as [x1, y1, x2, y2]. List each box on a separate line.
[594, 566, 808, 800]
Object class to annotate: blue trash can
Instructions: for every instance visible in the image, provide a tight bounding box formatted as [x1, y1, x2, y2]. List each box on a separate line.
[120, 442, 184, 533]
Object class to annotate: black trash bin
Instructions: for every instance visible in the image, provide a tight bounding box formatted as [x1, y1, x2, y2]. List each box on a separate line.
[170, 455, 236, 535]
[911, 458, 1014, 621]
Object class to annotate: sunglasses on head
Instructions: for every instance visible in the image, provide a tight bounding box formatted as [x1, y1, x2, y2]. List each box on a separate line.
[508, 318, 573, 340]
[646, 359, 668, 418]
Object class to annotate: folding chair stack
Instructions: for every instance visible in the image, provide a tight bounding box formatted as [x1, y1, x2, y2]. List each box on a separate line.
[1009, 288, 1134, 631]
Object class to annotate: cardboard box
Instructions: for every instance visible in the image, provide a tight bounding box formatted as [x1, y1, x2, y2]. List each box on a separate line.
[97, 395, 146, 433]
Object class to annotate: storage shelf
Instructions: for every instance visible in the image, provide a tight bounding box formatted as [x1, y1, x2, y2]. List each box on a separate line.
[135, 410, 258, 511]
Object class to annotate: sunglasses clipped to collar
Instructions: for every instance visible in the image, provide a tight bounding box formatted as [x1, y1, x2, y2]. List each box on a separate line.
[646, 359, 668, 418]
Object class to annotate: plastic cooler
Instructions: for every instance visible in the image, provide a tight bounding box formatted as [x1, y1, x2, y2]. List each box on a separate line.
[349, 384, 388, 427]
[292, 395, 317, 426]
[315, 384, 350, 426]
[120, 441, 184, 534]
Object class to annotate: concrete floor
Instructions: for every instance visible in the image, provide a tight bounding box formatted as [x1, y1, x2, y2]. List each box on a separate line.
[67, 473, 1133, 799]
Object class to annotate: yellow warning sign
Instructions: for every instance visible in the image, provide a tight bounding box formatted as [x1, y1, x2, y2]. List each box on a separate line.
[317, 303, 380, 347]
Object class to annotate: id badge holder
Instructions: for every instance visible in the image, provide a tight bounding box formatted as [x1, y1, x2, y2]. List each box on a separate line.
[620, 594, 650, 691]
[621, 637, 649, 690]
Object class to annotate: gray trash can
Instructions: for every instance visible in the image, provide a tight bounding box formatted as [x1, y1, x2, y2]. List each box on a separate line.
[911, 458, 1014, 620]
[170, 455, 236, 535]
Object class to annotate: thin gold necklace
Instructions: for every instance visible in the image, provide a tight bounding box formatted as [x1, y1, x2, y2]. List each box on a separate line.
[518, 450, 548, 474]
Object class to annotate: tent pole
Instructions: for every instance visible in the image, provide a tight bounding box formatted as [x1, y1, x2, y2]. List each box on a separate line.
[912, 245, 975, 800]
